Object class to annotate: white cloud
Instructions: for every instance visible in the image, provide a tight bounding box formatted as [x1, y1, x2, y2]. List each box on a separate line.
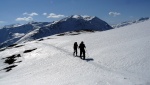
[23, 12, 38, 16]
[16, 17, 33, 21]
[0, 21, 5, 23]
[16, 12, 38, 22]
[109, 12, 121, 17]
[43, 13, 47, 16]
[29, 12, 38, 16]
[23, 12, 28, 15]
[47, 13, 65, 18]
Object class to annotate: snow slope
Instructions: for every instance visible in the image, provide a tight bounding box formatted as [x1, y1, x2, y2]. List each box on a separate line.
[0, 20, 150, 85]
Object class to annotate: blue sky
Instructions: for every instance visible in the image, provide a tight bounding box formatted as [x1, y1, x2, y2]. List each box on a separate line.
[0, 0, 150, 27]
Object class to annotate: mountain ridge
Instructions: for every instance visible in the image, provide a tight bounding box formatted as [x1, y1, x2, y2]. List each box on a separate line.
[112, 17, 149, 28]
[0, 22, 50, 48]
[0, 15, 113, 48]
[1, 16, 149, 48]
[28, 15, 112, 39]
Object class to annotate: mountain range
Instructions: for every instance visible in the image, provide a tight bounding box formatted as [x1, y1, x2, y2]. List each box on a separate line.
[0, 15, 113, 48]
[0, 15, 149, 48]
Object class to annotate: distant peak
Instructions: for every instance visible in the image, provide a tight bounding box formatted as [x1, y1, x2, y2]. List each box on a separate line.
[112, 17, 149, 28]
[138, 17, 149, 22]
[3, 23, 22, 28]
[68, 15, 96, 21]
[71, 15, 81, 19]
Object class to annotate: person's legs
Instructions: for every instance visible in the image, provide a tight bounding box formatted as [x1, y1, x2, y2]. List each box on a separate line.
[73, 48, 76, 56]
[80, 50, 82, 59]
[83, 50, 85, 60]
[75, 49, 77, 56]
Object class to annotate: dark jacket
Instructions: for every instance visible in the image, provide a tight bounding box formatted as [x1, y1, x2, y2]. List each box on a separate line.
[79, 43, 86, 51]
[74, 42, 78, 49]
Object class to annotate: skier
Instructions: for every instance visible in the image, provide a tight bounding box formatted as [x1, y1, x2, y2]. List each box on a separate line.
[79, 41, 86, 60]
[73, 42, 78, 56]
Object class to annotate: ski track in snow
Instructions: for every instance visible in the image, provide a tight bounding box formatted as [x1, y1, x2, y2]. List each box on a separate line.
[39, 42, 73, 57]
[38, 42, 130, 77]
[33, 42, 131, 85]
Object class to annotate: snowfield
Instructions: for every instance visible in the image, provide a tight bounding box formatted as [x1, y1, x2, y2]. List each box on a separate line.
[0, 20, 150, 85]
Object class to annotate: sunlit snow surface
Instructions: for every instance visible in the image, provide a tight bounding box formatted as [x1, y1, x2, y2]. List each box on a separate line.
[0, 20, 150, 85]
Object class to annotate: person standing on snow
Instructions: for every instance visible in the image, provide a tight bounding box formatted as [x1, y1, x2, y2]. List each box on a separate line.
[79, 41, 86, 60]
[73, 42, 78, 56]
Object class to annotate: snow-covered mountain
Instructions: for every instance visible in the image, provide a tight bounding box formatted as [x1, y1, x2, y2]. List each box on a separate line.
[112, 17, 149, 28]
[0, 15, 113, 48]
[0, 19, 150, 85]
[0, 22, 50, 48]
[18, 15, 113, 43]
[3, 23, 23, 28]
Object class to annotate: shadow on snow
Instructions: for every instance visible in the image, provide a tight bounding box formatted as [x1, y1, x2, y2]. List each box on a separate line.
[74, 55, 94, 62]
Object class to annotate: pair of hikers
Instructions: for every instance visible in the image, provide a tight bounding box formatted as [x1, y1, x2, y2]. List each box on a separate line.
[73, 41, 86, 60]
